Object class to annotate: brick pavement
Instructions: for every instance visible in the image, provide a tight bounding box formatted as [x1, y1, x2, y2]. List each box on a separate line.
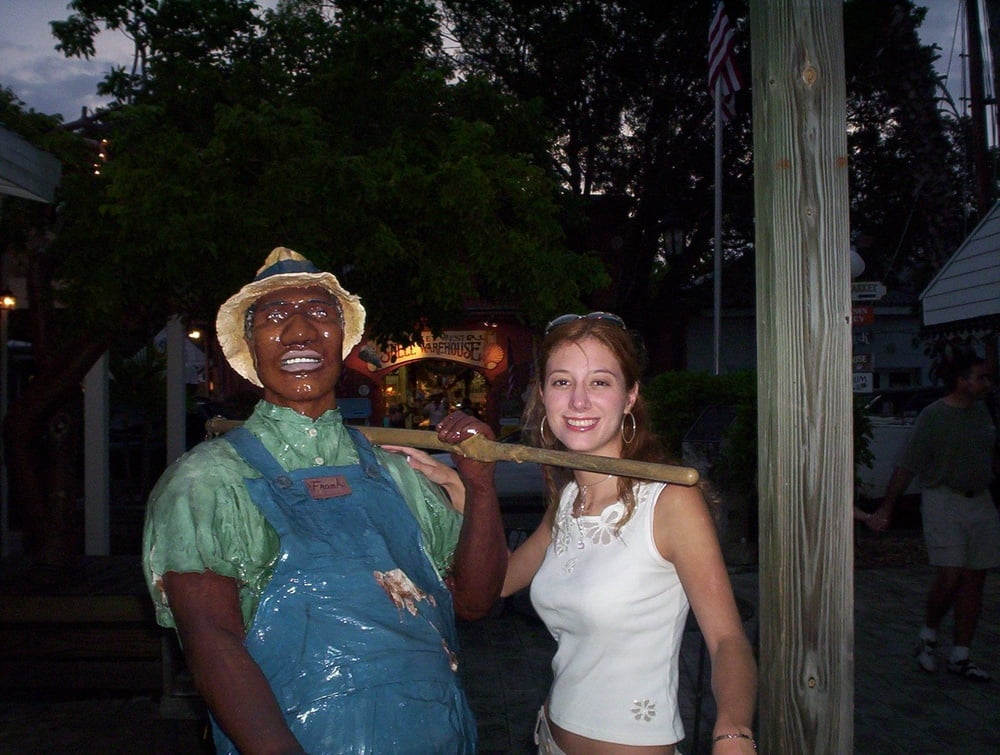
[1, 562, 998, 753]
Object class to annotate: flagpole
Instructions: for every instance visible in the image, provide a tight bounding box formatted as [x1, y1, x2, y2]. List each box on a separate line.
[709, 0, 740, 377]
[713, 77, 723, 376]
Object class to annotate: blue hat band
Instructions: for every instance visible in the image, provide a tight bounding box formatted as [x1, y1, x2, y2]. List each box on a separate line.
[254, 259, 321, 281]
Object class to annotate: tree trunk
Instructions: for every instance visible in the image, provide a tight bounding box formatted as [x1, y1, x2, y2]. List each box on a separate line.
[750, 1, 854, 752]
[3, 336, 108, 563]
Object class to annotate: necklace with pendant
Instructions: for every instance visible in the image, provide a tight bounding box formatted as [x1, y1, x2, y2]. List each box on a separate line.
[574, 474, 614, 549]
[576, 474, 614, 514]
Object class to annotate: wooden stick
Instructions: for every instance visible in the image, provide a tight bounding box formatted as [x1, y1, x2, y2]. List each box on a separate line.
[205, 418, 700, 486]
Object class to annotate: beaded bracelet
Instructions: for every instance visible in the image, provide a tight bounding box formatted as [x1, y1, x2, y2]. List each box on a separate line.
[713, 732, 757, 750]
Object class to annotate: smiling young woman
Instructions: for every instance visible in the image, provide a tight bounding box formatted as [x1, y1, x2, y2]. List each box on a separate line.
[503, 314, 758, 755]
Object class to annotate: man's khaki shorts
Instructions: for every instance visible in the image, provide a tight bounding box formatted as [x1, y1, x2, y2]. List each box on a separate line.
[921, 488, 1000, 569]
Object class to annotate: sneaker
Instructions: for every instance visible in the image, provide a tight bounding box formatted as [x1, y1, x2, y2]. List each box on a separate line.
[947, 658, 991, 682]
[913, 637, 937, 672]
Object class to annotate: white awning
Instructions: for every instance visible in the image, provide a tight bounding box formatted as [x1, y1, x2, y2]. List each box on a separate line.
[0, 126, 61, 203]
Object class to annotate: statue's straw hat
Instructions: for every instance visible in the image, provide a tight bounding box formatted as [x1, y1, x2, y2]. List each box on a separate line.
[216, 247, 366, 387]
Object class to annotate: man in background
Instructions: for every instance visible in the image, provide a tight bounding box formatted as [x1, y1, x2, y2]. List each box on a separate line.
[872, 350, 998, 681]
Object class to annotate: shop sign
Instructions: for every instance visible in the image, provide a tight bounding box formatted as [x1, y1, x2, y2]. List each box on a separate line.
[852, 353, 873, 372]
[364, 330, 505, 371]
[853, 372, 874, 393]
[852, 305, 874, 327]
[851, 281, 886, 301]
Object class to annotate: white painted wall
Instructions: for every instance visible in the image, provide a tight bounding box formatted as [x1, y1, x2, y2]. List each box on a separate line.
[922, 201, 1000, 327]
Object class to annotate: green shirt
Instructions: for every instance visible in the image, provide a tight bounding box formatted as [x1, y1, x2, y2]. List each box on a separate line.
[896, 398, 996, 492]
[142, 401, 463, 630]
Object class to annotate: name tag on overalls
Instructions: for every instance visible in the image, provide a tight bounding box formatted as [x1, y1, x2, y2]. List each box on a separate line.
[305, 476, 353, 499]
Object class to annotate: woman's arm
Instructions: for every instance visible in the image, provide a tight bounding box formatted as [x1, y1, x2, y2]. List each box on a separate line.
[654, 485, 758, 753]
[382, 416, 561, 615]
[381, 433, 505, 617]
[380, 444, 467, 513]
[163, 570, 304, 755]
[501, 504, 555, 597]
[381, 440, 553, 599]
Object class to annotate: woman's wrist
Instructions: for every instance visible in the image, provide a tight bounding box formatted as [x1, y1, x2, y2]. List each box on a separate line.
[712, 730, 756, 750]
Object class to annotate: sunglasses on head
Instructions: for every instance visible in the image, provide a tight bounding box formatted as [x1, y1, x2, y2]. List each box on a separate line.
[545, 311, 627, 334]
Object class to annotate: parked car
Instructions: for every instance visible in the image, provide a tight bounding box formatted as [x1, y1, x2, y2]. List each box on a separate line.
[863, 387, 943, 419]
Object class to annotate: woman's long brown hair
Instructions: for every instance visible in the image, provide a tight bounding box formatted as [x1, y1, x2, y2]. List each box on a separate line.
[521, 317, 668, 532]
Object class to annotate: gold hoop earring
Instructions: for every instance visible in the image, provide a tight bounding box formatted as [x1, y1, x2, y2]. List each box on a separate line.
[621, 412, 636, 445]
[540, 415, 552, 445]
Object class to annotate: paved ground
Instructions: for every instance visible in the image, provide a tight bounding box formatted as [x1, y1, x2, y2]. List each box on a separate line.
[850, 564, 1000, 755]
[2, 546, 999, 753]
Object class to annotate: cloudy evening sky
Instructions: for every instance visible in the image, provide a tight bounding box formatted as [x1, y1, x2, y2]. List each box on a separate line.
[0, 1, 978, 122]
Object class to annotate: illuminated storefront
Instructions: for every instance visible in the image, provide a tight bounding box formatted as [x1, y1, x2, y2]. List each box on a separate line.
[341, 320, 535, 434]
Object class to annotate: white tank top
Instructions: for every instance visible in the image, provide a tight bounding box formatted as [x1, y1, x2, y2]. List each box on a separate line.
[530, 480, 689, 746]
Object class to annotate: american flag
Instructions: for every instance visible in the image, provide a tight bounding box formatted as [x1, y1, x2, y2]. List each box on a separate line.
[708, 0, 743, 121]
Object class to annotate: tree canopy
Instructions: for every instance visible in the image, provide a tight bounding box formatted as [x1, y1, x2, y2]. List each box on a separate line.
[23, 0, 971, 363]
[442, 0, 751, 366]
[3, 0, 607, 559]
[47, 0, 605, 341]
[844, 0, 971, 291]
[442, 0, 970, 322]
[0, 0, 972, 560]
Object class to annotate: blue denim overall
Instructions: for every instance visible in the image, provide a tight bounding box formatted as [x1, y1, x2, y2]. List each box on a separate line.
[214, 427, 476, 754]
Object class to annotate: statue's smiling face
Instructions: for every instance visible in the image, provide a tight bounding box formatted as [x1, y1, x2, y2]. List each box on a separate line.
[250, 286, 344, 418]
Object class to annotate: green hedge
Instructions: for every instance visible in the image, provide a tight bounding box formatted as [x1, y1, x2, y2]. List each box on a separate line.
[643, 369, 873, 507]
[644, 370, 756, 458]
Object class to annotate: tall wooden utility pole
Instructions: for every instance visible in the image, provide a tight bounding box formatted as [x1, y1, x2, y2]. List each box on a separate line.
[985, 0, 1000, 139]
[966, 0, 992, 213]
[750, 2, 854, 752]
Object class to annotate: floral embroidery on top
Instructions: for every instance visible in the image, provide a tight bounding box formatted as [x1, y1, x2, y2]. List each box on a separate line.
[554, 485, 628, 555]
[631, 699, 656, 721]
[577, 503, 625, 546]
[553, 486, 577, 556]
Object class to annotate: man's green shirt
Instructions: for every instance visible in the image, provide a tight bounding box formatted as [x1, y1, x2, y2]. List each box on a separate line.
[896, 399, 996, 492]
[143, 401, 463, 630]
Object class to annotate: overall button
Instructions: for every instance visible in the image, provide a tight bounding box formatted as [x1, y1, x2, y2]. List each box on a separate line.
[314, 456, 324, 465]
[307, 427, 318, 438]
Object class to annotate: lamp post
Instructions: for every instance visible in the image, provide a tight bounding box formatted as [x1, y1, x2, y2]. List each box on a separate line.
[660, 209, 686, 259]
[0, 289, 16, 558]
[850, 245, 866, 279]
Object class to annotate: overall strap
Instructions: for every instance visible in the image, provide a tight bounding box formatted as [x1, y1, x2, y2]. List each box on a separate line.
[225, 427, 288, 481]
[344, 424, 392, 483]
[227, 424, 391, 488]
